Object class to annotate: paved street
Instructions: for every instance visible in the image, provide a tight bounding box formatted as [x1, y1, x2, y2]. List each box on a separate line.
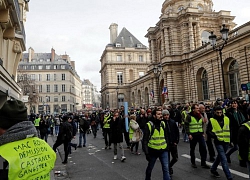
[49, 130, 249, 180]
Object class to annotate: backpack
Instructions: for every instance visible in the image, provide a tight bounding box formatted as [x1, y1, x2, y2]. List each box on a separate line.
[148, 121, 165, 139]
[131, 128, 143, 143]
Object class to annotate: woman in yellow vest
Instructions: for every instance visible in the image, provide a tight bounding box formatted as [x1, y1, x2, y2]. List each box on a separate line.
[207, 106, 233, 180]
[0, 99, 56, 180]
[129, 114, 141, 155]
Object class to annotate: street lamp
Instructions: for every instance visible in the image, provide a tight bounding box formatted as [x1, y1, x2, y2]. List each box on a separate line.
[116, 86, 119, 109]
[153, 63, 163, 105]
[209, 24, 229, 100]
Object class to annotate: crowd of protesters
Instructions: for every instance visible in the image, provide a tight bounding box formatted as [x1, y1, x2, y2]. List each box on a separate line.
[27, 97, 250, 180]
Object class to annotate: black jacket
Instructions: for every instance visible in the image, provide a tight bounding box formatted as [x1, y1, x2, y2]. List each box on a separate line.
[226, 108, 245, 144]
[142, 119, 169, 155]
[169, 108, 182, 124]
[163, 118, 179, 145]
[137, 114, 149, 130]
[237, 121, 250, 161]
[110, 116, 124, 143]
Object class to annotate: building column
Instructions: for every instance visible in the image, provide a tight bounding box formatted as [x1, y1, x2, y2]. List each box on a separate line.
[164, 28, 170, 55]
[163, 72, 168, 104]
[189, 22, 195, 51]
[196, 23, 202, 47]
[166, 71, 174, 102]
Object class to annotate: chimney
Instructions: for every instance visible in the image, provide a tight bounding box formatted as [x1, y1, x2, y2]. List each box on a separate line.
[51, 48, 55, 61]
[28, 47, 34, 62]
[109, 23, 118, 43]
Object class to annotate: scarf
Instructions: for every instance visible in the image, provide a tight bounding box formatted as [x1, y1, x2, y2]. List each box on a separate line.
[0, 121, 37, 146]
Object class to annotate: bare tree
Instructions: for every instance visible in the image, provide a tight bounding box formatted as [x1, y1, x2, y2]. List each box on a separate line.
[17, 70, 39, 114]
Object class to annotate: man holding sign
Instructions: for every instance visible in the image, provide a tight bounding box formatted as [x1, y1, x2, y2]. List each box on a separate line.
[0, 99, 56, 180]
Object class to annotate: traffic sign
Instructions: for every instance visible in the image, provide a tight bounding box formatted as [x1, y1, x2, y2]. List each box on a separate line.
[241, 84, 247, 91]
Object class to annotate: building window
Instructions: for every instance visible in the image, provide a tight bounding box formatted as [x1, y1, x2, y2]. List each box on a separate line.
[38, 65, 43, 70]
[139, 72, 144, 78]
[197, 4, 203, 11]
[46, 65, 50, 69]
[54, 85, 58, 92]
[46, 74, 50, 81]
[54, 74, 57, 81]
[61, 65, 65, 69]
[46, 85, 50, 92]
[137, 44, 142, 48]
[38, 74, 42, 81]
[177, 6, 184, 12]
[39, 59, 43, 62]
[62, 74, 65, 80]
[39, 85, 42, 93]
[228, 60, 241, 98]
[116, 43, 121, 47]
[23, 66, 27, 70]
[31, 66, 35, 70]
[54, 97, 58, 102]
[116, 55, 122, 62]
[54, 65, 58, 69]
[201, 70, 209, 100]
[62, 96, 65, 102]
[62, 84, 66, 92]
[117, 72, 123, 85]
[30, 74, 36, 80]
[139, 55, 143, 62]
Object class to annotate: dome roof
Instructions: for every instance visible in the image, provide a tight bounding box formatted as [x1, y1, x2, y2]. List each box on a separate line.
[161, 0, 213, 14]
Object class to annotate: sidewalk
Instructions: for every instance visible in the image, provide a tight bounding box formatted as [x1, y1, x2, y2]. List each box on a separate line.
[47, 135, 70, 180]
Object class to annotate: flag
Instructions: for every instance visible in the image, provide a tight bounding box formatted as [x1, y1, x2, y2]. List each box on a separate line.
[162, 87, 168, 95]
[150, 90, 154, 98]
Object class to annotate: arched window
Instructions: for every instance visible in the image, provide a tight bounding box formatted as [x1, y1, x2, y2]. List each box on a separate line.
[201, 31, 210, 45]
[202, 70, 209, 100]
[228, 60, 242, 98]
[177, 6, 184, 12]
[197, 4, 203, 11]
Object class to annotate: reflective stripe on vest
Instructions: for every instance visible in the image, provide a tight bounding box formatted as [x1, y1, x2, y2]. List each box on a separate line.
[189, 116, 203, 133]
[210, 117, 230, 142]
[0, 137, 56, 180]
[147, 121, 167, 150]
[103, 114, 111, 128]
[34, 118, 40, 127]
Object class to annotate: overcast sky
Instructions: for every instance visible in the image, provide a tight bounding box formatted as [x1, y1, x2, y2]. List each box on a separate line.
[25, 0, 250, 91]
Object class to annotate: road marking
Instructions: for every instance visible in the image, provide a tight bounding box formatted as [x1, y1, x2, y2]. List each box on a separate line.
[181, 154, 249, 179]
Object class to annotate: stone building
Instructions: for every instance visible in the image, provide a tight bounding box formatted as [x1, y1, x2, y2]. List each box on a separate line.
[0, 0, 29, 106]
[100, 23, 151, 109]
[100, 0, 250, 108]
[18, 48, 82, 115]
[82, 79, 101, 109]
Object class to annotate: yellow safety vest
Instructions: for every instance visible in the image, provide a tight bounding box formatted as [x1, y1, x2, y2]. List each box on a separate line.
[103, 114, 111, 128]
[181, 111, 187, 125]
[210, 117, 230, 142]
[239, 121, 250, 161]
[34, 118, 40, 127]
[129, 121, 137, 139]
[189, 116, 203, 133]
[147, 121, 167, 150]
[0, 137, 56, 180]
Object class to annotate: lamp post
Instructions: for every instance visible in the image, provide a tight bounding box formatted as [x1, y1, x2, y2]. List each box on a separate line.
[116, 86, 119, 109]
[153, 63, 163, 105]
[209, 24, 229, 100]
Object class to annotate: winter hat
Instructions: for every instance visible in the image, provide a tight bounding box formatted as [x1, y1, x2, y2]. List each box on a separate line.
[0, 99, 27, 129]
[162, 110, 170, 116]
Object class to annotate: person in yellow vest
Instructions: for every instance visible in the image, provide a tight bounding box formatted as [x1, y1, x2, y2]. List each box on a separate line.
[34, 114, 41, 137]
[237, 110, 250, 179]
[184, 103, 209, 169]
[207, 106, 233, 180]
[103, 112, 112, 149]
[0, 99, 56, 180]
[142, 108, 171, 180]
[129, 114, 141, 155]
[181, 105, 189, 142]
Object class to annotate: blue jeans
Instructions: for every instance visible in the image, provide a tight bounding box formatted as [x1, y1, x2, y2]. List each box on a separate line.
[247, 161, 250, 180]
[145, 151, 171, 180]
[211, 143, 232, 180]
[189, 135, 207, 165]
[79, 132, 86, 146]
[226, 143, 238, 157]
[55, 125, 60, 135]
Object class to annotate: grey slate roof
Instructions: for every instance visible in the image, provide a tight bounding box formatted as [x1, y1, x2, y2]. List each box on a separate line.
[107, 27, 147, 48]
